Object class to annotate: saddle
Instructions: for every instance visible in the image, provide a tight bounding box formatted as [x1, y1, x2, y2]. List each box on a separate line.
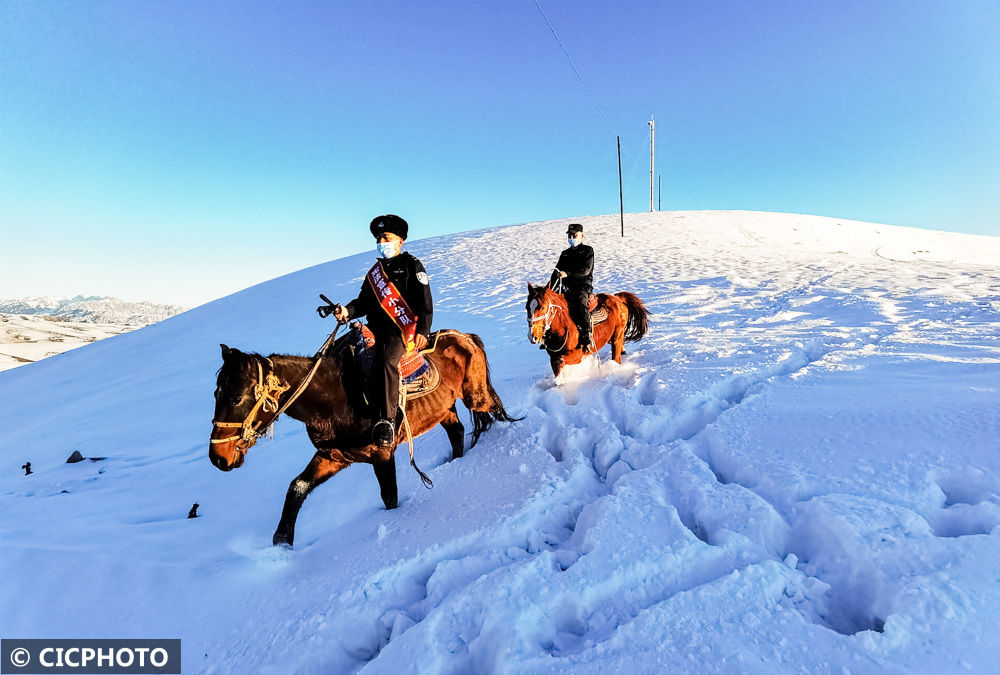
[342, 323, 441, 399]
[550, 278, 609, 325]
[586, 294, 609, 325]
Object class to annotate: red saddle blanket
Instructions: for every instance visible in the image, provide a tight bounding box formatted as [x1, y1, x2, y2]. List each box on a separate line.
[354, 324, 428, 381]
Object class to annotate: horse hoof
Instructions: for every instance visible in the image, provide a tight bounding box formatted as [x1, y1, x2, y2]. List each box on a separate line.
[272, 534, 293, 549]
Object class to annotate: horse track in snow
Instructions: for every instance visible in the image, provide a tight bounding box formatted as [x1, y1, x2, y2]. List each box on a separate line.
[6, 212, 999, 674]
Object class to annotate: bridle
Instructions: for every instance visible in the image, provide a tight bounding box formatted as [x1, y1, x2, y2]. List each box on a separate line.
[528, 293, 569, 353]
[210, 325, 342, 454]
[211, 357, 291, 451]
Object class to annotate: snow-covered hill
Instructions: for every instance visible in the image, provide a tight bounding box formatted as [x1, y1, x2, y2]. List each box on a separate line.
[0, 295, 185, 325]
[2, 211, 999, 673]
[0, 296, 186, 372]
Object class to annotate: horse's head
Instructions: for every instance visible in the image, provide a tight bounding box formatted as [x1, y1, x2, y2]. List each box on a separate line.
[209, 344, 269, 471]
[525, 282, 560, 345]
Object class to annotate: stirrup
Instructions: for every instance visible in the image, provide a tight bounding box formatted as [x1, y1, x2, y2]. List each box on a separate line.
[372, 419, 396, 447]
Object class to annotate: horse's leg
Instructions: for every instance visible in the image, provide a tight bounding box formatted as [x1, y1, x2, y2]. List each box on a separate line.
[549, 352, 563, 377]
[611, 320, 625, 363]
[440, 403, 465, 459]
[273, 451, 347, 548]
[372, 452, 398, 510]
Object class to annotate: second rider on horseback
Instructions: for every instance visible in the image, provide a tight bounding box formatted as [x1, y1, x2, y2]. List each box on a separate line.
[549, 222, 595, 352]
[329, 214, 433, 447]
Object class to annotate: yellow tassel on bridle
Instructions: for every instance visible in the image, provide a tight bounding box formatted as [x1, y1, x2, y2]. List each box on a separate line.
[209, 325, 343, 452]
[210, 358, 290, 448]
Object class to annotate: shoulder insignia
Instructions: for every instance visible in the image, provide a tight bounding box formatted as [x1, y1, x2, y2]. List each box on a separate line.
[416, 272, 429, 285]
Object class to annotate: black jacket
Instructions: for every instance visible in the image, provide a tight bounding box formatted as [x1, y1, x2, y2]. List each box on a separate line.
[550, 244, 594, 294]
[345, 252, 433, 338]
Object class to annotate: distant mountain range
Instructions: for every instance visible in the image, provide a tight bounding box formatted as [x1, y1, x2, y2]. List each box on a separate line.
[0, 295, 186, 326]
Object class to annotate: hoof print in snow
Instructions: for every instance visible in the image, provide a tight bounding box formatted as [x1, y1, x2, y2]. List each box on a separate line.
[930, 473, 1000, 538]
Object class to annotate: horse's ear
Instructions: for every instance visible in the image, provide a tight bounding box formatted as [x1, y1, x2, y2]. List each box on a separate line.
[527, 282, 534, 292]
[221, 344, 232, 359]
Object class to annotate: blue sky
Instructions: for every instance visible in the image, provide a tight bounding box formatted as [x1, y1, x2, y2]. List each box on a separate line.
[2, 1, 997, 305]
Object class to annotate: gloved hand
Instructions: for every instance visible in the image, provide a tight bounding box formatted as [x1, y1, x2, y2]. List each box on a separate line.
[316, 294, 341, 320]
[414, 334, 428, 350]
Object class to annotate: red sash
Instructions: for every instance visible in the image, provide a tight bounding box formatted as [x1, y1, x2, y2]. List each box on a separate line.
[366, 260, 418, 352]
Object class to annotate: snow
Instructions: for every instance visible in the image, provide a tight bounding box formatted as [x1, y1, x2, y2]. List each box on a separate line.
[0, 295, 185, 325]
[0, 296, 186, 372]
[2, 210, 999, 673]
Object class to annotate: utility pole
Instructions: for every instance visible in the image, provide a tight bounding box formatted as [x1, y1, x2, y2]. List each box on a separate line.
[658, 173, 662, 211]
[648, 116, 655, 212]
[617, 136, 624, 237]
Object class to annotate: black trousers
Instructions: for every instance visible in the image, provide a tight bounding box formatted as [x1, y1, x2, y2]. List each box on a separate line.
[374, 331, 406, 421]
[564, 289, 592, 344]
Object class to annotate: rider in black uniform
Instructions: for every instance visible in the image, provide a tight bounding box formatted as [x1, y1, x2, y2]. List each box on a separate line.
[332, 215, 433, 447]
[549, 223, 594, 351]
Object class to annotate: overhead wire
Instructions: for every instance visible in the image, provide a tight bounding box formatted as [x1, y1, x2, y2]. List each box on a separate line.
[532, 0, 619, 141]
[532, 0, 655, 210]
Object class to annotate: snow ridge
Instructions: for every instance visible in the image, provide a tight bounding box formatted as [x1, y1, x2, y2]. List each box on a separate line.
[0, 295, 185, 325]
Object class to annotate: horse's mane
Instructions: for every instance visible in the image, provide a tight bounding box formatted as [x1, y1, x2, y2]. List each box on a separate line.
[216, 348, 348, 384]
[528, 282, 563, 302]
[535, 284, 566, 307]
[216, 345, 363, 425]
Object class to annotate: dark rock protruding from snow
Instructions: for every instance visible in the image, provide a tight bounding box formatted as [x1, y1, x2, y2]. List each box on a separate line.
[66, 450, 106, 463]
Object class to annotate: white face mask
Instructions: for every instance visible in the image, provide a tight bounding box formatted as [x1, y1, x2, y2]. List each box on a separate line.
[377, 240, 400, 258]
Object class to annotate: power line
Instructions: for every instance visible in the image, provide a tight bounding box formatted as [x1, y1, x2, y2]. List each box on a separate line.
[532, 0, 617, 139]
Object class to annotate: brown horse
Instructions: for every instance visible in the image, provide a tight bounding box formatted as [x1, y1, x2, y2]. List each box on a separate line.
[526, 283, 650, 376]
[209, 330, 519, 547]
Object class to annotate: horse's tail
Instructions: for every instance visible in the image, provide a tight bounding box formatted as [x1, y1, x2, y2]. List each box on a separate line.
[617, 291, 650, 342]
[464, 333, 523, 448]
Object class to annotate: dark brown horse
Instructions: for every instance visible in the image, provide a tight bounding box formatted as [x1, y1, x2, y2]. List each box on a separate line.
[209, 330, 518, 547]
[526, 284, 650, 376]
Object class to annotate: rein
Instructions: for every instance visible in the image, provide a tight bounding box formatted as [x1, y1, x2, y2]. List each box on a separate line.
[211, 325, 342, 451]
[396, 328, 469, 491]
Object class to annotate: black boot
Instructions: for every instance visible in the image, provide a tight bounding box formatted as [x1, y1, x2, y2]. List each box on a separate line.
[372, 419, 396, 447]
[578, 326, 594, 352]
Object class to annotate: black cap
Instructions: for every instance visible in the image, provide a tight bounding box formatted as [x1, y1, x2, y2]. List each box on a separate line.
[370, 214, 408, 240]
[567, 223, 583, 235]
